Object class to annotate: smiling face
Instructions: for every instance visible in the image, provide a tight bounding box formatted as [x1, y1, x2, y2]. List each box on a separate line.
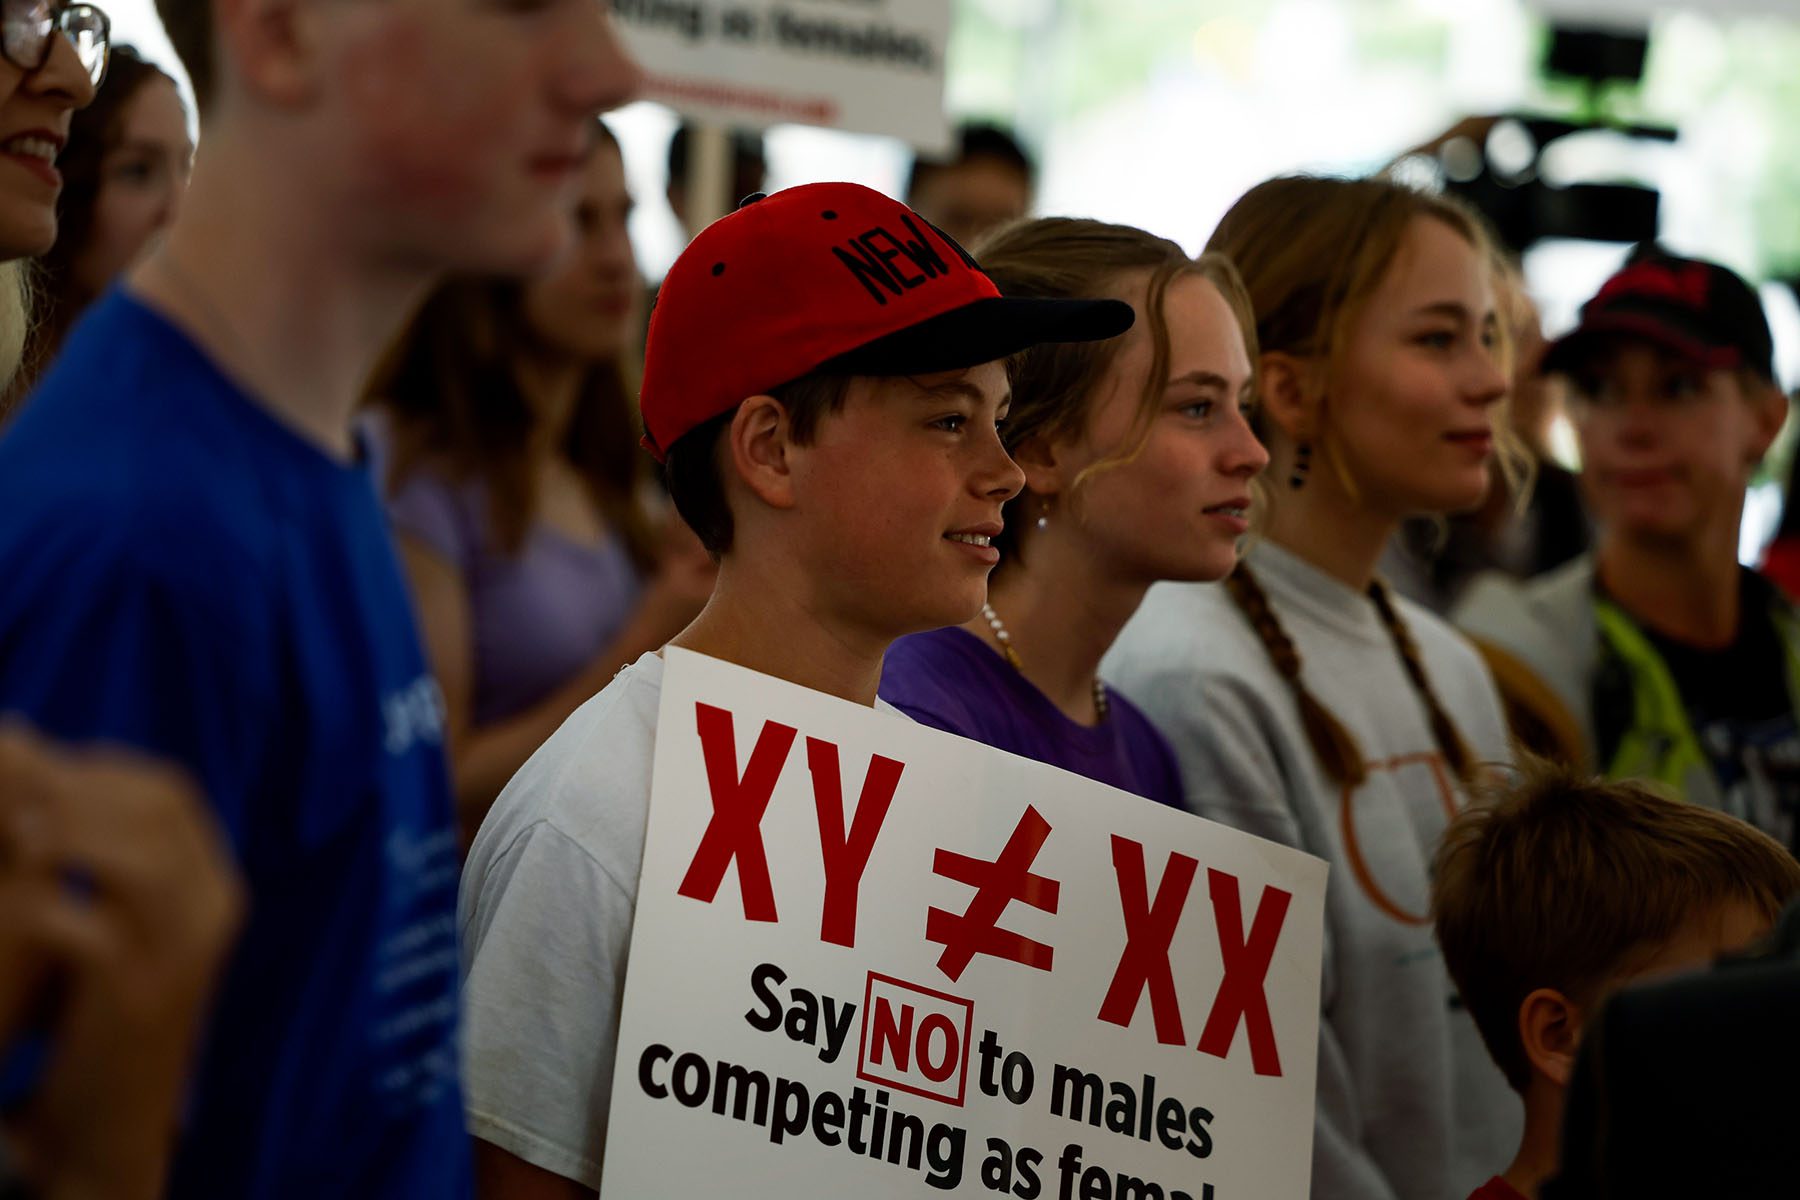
[520, 134, 636, 362]
[0, 30, 97, 259]
[322, 0, 640, 275]
[1055, 272, 1268, 584]
[1325, 215, 1507, 518]
[785, 361, 1025, 637]
[1568, 339, 1783, 548]
[72, 74, 193, 296]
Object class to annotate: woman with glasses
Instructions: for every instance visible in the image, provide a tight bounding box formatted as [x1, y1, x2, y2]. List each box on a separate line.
[0, 0, 104, 416]
[16, 44, 187, 396]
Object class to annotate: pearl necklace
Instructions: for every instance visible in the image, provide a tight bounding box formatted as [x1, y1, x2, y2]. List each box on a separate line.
[981, 602, 1110, 723]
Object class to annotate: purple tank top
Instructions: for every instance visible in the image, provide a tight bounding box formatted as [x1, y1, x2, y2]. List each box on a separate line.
[383, 462, 644, 727]
[880, 625, 1187, 810]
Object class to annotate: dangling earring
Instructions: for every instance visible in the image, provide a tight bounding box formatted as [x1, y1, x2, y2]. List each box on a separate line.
[1289, 442, 1312, 491]
[1035, 497, 1053, 531]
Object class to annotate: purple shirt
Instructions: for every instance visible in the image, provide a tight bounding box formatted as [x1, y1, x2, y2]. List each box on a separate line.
[380, 457, 644, 727]
[880, 626, 1187, 810]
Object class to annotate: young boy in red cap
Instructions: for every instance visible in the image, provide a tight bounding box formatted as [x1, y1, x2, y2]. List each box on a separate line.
[1458, 247, 1795, 845]
[456, 182, 1132, 1198]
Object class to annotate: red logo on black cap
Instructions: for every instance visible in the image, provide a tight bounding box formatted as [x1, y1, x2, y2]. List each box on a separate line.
[1593, 260, 1712, 311]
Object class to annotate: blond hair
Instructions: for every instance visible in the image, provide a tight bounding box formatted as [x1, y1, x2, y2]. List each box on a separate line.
[973, 217, 1257, 567]
[1210, 176, 1488, 384]
[1432, 757, 1800, 1090]
[1209, 175, 1512, 787]
[0, 262, 33, 417]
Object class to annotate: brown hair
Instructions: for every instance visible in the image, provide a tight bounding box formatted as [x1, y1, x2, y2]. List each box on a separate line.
[21, 48, 182, 388]
[368, 125, 656, 567]
[1210, 174, 1508, 788]
[662, 371, 851, 557]
[1222, 568, 1477, 786]
[154, 0, 213, 113]
[1432, 756, 1800, 1090]
[973, 216, 1257, 567]
[370, 278, 656, 567]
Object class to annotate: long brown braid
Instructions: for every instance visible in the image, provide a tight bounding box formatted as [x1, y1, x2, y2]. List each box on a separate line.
[1223, 566, 1367, 788]
[1224, 564, 1479, 788]
[1366, 578, 1479, 783]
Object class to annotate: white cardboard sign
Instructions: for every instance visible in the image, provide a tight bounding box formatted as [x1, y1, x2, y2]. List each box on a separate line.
[600, 649, 1329, 1198]
[612, 0, 953, 153]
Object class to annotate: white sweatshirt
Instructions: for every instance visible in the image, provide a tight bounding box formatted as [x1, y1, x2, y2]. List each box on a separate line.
[1103, 541, 1520, 1200]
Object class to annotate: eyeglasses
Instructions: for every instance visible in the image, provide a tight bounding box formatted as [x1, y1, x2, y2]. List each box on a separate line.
[2, 0, 109, 88]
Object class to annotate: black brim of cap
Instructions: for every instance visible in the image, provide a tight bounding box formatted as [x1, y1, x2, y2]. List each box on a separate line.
[818, 295, 1135, 377]
[1541, 312, 1740, 377]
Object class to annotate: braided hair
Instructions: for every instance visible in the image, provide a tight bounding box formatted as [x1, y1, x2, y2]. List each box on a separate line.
[1367, 577, 1479, 782]
[1224, 564, 1479, 788]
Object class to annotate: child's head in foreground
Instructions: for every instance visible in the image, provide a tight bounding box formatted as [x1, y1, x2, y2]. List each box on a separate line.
[1433, 758, 1800, 1103]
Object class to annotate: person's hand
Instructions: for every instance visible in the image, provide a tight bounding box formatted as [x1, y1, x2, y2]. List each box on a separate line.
[0, 725, 244, 1200]
[0, 746, 60, 1040]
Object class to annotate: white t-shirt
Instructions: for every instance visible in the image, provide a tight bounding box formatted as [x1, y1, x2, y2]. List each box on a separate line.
[458, 651, 903, 1188]
[458, 652, 663, 1187]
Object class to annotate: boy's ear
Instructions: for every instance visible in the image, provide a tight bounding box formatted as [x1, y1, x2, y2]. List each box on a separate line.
[215, 0, 325, 108]
[726, 394, 798, 512]
[1257, 351, 1319, 443]
[1518, 986, 1583, 1088]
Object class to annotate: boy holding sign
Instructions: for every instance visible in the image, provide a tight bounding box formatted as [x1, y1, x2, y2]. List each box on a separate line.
[457, 182, 1132, 1197]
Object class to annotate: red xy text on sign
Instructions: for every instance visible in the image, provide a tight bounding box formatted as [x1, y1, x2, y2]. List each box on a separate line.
[677, 702, 901, 949]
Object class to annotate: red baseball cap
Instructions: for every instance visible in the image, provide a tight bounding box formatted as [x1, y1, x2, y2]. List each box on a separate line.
[639, 182, 1134, 461]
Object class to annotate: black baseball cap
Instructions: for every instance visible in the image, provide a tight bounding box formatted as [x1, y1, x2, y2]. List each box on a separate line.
[1542, 245, 1774, 382]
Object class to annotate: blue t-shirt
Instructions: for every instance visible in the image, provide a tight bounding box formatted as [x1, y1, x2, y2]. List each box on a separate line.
[0, 292, 470, 1198]
[880, 625, 1188, 810]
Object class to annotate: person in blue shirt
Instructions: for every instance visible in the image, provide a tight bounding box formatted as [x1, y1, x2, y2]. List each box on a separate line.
[0, 0, 641, 1196]
[0, 17, 234, 1198]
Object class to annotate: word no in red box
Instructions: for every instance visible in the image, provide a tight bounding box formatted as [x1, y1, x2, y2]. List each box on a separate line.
[857, 972, 974, 1107]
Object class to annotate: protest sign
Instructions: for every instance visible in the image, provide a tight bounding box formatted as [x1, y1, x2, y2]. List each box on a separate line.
[612, 0, 953, 153]
[600, 648, 1329, 1198]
